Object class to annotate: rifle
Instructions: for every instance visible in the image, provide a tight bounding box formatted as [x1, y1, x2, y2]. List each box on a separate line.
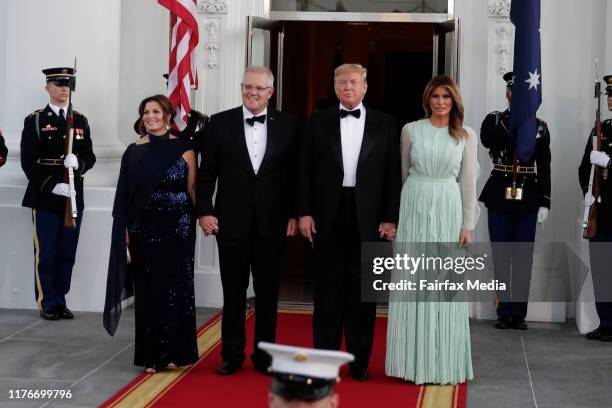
[63, 59, 78, 229]
[582, 61, 604, 239]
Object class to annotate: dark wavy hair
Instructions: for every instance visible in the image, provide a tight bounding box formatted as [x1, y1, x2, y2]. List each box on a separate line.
[136, 94, 176, 135]
[422, 75, 468, 142]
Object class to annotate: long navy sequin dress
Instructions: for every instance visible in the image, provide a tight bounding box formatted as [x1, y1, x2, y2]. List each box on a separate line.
[129, 157, 198, 369]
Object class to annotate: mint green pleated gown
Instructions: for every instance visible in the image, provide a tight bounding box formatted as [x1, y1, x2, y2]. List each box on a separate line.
[385, 119, 476, 385]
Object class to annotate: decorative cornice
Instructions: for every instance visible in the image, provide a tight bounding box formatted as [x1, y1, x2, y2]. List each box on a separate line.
[488, 0, 511, 18]
[197, 0, 228, 14]
[205, 20, 220, 70]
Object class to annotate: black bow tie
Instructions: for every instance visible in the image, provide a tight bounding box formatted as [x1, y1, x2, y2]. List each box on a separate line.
[340, 108, 361, 119]
[245, 115, 266, 126]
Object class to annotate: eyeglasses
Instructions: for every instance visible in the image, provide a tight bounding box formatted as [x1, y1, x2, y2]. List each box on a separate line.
[241, 84, 271, 93]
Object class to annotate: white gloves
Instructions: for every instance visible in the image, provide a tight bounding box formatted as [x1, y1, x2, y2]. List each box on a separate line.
[590, 151, 610, 168]
[584, 191, 601, 207]
[64, 153, 79, 170]
[537, 207, 549, 224]
[52, 183, 71, 197]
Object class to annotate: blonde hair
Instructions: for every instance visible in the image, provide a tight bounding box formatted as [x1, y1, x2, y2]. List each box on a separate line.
[334, 63, 367, 83]
[422, 75, 468, 142]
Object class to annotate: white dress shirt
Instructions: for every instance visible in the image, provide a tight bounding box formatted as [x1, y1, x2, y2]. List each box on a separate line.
[49, 102, 68, 118]
[339, 103, 365, 187]
[243, 106, 268, 174]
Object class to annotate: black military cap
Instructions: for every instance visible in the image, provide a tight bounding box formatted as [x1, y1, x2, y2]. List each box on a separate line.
[604, 75, 612, 96]
[259, 342, 353, 402]
[43, 67, 74, 86]
[503, 72, 514, 89]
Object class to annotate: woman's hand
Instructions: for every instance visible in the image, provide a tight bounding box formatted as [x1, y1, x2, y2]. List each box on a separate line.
[458, 229, 472, 247]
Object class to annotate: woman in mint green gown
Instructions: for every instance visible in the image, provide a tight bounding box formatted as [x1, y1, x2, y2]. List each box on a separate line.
[386, 75, 479, 384]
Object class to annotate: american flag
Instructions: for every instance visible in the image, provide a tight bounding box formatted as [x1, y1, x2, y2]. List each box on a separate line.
[158, 0, 199, 131]
[509, 0, 542, 162]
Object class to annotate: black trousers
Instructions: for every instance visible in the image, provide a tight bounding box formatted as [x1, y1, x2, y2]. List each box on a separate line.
[312, 188, 376, 371]
[488, 209, 537, 321]
[589, 228, 612, 330]
[216, 224, 283, 366]
[32, 208, 83, 312]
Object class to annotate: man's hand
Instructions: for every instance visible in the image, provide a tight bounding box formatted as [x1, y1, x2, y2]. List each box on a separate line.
[64, 153, 79, 170]
[287, 218, 298, 237]
[51, 183, 71, 197]
[199, 215, 219, 236]
[379, 222, 397, 241]
[590, 151, 610, 168]
[585, 191, 601, 207]
[537, 207, 549, 224]
[299, 216, 316, 246]
[458, 229, 472, 247]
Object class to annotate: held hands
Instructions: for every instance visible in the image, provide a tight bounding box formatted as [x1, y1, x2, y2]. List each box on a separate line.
[286, 218, 298, 237]
[590, 151, 610, 168]
[198, 215, 219, 236]
[458, 229, 472, 247]
[379, 223, 397, 241]
[584, 191, 601, 207]
[64, 153, 79, 170]
[51, 183, 71, 197]
[537, 207, 549, 224]
[299, 216, 316, 247]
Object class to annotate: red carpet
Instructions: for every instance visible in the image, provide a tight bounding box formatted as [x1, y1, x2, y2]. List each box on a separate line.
[102, 310, 466, 407]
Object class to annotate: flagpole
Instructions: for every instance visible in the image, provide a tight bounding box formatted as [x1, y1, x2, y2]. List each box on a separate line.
[168, 12, 173, 63]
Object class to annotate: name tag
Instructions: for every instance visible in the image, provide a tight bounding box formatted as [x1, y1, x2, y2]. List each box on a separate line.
[42, 125, 57, 132]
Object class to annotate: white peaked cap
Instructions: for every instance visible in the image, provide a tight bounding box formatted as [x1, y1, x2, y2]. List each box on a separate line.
[259, 342, 354, 380]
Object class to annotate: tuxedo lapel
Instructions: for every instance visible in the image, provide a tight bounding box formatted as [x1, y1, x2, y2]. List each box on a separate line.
[357, 108, 377, 174]
[258, 109, 276, 174]
[231, 107, 256, 175]
[329, 108, 343, 171]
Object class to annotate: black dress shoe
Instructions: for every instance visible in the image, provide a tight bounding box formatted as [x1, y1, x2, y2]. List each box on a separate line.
[494, 318, 511, 330]
[56, 306, 74, 320]
[40, 309, 60, 320]
[217, 361, 242, 375]
[511, 319, 528, 330]
[252, 360, 271, 375]
[586, 328, 612, 342]
[350, 369, 369, 381]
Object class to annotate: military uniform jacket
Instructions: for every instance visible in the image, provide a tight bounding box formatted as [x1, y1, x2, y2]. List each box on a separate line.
[0, 133, 7, 162]
[579, 119, 612, 228]
[479, 110, 551, 213]
[20, 105, 96, 214]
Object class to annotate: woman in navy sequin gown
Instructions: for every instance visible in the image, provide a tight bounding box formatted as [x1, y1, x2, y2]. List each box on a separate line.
[104, 95, 198, 373]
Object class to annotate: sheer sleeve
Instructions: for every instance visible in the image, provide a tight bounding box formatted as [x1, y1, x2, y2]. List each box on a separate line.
[459, 127, 479, 230]
[400, 123, 412, 183]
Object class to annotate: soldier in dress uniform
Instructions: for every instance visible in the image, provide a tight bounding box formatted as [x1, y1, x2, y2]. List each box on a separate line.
[20, 67, 96, 320]
[479, 71, 551, 331]
[133, 74, 208, 158]
[578, 74, 612, 342]
[0, 129, 7, 167]
[259, 342, 353, 408]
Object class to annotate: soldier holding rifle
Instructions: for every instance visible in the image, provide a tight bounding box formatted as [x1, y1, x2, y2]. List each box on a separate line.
[579, 74, 612, 342]
[479, 71, 552, 331]
[20, 67, 95, 320]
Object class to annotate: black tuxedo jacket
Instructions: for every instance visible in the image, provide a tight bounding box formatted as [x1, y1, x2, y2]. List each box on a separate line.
[297, 106, 401, 241]
[197, 106, 298, 239]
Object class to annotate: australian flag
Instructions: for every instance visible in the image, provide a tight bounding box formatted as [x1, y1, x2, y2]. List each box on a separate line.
[509, 0, 542, 162]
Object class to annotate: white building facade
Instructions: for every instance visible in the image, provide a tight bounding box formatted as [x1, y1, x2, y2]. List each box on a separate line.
[1, 0, 611, 331]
